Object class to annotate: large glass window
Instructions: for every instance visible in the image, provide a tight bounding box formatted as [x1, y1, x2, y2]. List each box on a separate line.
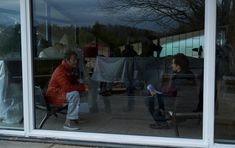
[0, 1, 23, 130]
[32, 0, 204, 139]
[215, 0, 235, 143]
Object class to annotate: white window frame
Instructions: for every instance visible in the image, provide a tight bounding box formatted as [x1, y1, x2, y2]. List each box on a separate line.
[2, 0, 233, 147]
[0, 0, 33, 137]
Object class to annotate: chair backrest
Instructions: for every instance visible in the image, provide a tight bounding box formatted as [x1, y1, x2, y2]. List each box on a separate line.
[174, 79, 200, 113]
[34, 86, 45, 105]
[34, 86, 53, 112]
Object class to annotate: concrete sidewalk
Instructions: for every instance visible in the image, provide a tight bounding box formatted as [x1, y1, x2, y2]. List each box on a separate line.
[0, 140, 89, 148]
[0, 139, 170, 148]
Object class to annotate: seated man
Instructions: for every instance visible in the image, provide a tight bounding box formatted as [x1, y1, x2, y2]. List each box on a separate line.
[146, 53, 196, 129]
[46, 50, 86, 130]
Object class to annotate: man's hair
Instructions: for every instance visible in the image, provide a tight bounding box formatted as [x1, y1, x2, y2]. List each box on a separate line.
[64, 50, 78, 60]
[173, 53, 189, 71]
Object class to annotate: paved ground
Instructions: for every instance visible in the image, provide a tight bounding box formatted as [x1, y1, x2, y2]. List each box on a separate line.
[0, 140, 89, 148]
[0, 139, 172, 148]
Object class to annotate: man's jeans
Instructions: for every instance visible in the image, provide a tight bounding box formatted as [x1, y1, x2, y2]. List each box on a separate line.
[145, 94, 165, 122]
[66, 91, 80, 120]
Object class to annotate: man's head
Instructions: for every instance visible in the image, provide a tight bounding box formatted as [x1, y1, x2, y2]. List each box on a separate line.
[172, 53, 189, 72]
[64, 50, 78, 68]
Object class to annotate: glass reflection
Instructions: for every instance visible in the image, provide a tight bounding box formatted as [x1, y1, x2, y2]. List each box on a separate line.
[33, 0, 204, 138]
[215, 0, 235, 143]
[0, 0, 23, 129]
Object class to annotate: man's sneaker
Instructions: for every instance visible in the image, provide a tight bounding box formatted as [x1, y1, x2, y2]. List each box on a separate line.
[153, 110, 170, 122]
[75, 118, 87, 124]
[63, 122, 80, 130]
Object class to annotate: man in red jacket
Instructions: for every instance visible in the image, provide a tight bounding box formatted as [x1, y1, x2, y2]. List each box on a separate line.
[46, 50, 86, 130]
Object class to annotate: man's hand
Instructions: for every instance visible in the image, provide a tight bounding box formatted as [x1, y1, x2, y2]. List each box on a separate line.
[84, 84, 89, 92]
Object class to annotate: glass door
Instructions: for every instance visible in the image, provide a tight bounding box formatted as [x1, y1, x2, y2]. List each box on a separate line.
[0, 0, 23, 130]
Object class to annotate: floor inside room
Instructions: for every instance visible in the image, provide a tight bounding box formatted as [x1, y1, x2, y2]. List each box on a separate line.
[34, 94, 203, 139]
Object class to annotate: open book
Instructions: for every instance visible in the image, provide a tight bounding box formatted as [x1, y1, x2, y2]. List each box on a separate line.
[147, 84, 163, 96]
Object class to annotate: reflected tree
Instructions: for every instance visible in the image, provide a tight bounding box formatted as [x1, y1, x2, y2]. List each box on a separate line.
[92, 22, 156, 48]
[99, 0, 205, 31]
[216, 0, 235, 45]
[0, 24, 21, 57]
[217, 0, 235, 76]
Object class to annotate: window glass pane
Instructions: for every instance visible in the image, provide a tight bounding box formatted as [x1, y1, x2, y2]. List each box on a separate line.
[0, 0, 23, 130]
[32, 0, 204, 139]
[215, 0, 235, 143]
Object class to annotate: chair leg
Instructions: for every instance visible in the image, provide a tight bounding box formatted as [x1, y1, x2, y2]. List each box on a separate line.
[38, 113, 50, 129]
[173, 115, 179, 137]
[174, 123, 179, 137]
[38, 105, 67, 128]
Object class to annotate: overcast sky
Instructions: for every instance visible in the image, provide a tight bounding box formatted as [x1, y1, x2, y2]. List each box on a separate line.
[33, 0, 158, 31]
[0, 0, 20, 25]
[0, 0, 158, 31]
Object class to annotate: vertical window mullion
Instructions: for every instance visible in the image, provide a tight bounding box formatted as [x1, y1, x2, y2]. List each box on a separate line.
[203, 0, 216, 147]
[20, 0, 34, 136]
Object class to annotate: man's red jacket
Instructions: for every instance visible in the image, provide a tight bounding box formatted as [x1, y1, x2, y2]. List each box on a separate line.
[46, 60, 85, 106]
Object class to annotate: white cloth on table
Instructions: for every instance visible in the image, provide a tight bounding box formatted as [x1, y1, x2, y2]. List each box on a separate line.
[91, 57, 127, 82]
[91, 57, 164, 86]
[38, 46, 64, 58]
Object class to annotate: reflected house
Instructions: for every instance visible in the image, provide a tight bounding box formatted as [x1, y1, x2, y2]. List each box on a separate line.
[84, 41, 109, 57]
[156, 30, 204, 58]
[119, 29, 204, 58]
[84, 41, 98, 57]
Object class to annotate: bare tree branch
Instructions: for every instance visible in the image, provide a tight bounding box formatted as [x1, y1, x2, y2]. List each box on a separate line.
[98, 0, 205, 31]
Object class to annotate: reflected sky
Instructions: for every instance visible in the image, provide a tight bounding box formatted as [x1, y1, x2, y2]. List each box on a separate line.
[0, 0, 20, 11]
[0, 0, 161, 31]
[0, 0, 20, 25]
[0, 0, 162, 31]
[33, 0, 158, 31]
